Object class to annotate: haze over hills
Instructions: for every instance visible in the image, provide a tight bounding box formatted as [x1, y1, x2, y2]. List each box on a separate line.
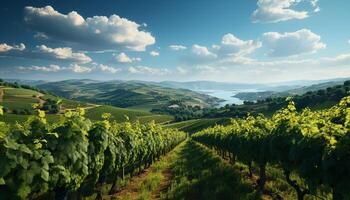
[7, 76, 350, 90]
[234, 78, 350, 101]
[35, 79, 221, 110]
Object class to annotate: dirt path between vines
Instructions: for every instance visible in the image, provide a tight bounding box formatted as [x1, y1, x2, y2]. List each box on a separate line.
[151, 168, 173, 199]
[108, 143, 182, 200]
[112, 168, 153, 199]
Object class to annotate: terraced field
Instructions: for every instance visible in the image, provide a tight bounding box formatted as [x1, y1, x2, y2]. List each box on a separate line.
[1, 87, 40, 111]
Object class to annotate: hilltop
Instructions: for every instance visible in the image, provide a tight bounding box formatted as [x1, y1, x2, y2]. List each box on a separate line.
[36, 80, 221, 111]
[0, 81, 173, 124]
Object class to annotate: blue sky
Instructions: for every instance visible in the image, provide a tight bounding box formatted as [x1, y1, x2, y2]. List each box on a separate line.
[0, 0, 350, 83]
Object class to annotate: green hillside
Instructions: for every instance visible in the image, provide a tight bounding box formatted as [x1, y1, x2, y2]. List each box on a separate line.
[0, 84, 174, 124]
[164, 118, 230, 134]
[37, 80, 221, 111]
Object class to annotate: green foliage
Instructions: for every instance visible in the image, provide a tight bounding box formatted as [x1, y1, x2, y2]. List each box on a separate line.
[192, 96, 350, 199]
[0, 106, 186, 199]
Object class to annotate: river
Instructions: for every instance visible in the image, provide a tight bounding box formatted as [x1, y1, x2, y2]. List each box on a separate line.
[196, 89, 261, 107]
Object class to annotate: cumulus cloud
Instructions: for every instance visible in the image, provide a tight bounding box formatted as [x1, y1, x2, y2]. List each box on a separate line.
[0, 43, 92, 63]
[115, 52, 141, 63]
[169, 45, 187, 51]
[24, 6, 155, 51]
[252, 0, 319, 23]
[262, 29, 326, 57]
[70, 64, 92, 73]
[0, 43, 25, 52]
[36, 45, 91, 63]
[99, 64, 121, 73]
[128, 66, 170, 75]
[150, 51, 160, 56]
[216, 34, 262, 56]
[184, 34, 260, 65]
[18, 64, 61, 72]
[192, 45, 217, 58]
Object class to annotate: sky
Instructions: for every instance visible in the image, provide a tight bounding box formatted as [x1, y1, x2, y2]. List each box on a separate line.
[0, 0, 350, 83]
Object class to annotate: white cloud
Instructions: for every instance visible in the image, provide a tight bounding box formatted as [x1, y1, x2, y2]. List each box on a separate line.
[150, 51, 160, 56]
[176, 67, 188, 75]
[128, 66, 170, 75]
[36, 45, 91, 63]
[252, 0, 319, 23]
[185, 35, 260, 65]
[70, 64, 92, 73]
[115, 52, 141, 63]
[0, 43, 25, 52]
[262, 29, 326, 57]
[310, 0, 320, 12]
[169, 45, 187, 51]
[99, 64, 121, 73]
[321, 53, 350, 67]
[18, 64, 61, 72]
[24, 6, 155, 51]
[0, 43, 92, 63]
[192, 45, 217, 58]
[217, 33, 262, 56]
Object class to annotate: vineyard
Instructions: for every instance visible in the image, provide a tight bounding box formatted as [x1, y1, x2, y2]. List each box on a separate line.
[0, 106, 186, 199]
[1, 96, 350, 199]
[192, 96, 350, 200]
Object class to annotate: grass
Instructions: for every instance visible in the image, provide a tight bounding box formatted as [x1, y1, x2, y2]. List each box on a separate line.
[3, 88, 40, 96]
[196, 142, 333, 200]
[112, 142, 184, 200]
[42, 94, 90, 109]
[0, 113, 61, 124]
[137, 115, 174, 124]
[85, 105, 152, 122]
[163, 140, 256, 200]
[164, 118, 231, 134]
[85, 105, 175, 124]
[1, 87, 39, 111]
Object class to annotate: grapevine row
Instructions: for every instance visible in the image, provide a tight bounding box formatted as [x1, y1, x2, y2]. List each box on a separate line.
[0, 108, 186, 199]
[192, 96, 350, 200]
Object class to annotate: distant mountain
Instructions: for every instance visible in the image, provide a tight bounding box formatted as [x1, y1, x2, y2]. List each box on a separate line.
[159, 81, 267, 90]
[4, 79, 48, 86]
[234, 79, 350, 101]
[159, 78, 350, 91]
[37, 80, 221, 110]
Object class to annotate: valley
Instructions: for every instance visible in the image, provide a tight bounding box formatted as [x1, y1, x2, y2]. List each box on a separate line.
[1, 1, 350, 199]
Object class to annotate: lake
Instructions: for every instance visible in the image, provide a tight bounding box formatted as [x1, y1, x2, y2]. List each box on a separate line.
[197, 89, 261, 107]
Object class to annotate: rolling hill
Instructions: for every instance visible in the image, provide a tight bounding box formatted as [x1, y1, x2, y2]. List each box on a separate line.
[36, 80, 221, 111]
[0, 83, 174, 124]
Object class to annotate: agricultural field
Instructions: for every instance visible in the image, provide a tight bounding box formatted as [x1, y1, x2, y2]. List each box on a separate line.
[1, 87, 40, 112]
[164, 118, 230, 134]
[0, 87, 174, 124]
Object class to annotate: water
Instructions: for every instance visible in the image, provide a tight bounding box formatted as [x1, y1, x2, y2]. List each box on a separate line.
[197, 89, 261, 107]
